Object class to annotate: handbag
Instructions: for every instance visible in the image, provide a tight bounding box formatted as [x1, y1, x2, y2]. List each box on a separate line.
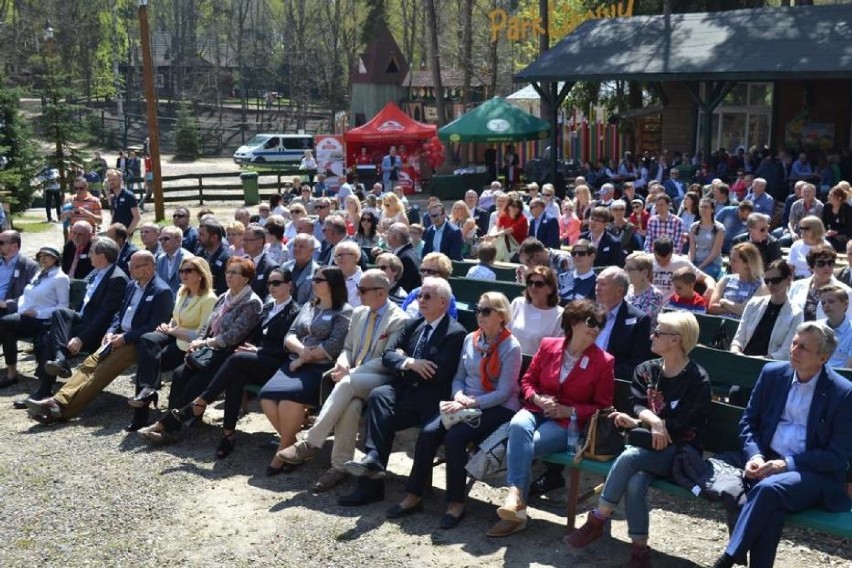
[464, 422, 510, 480]
[626, 427, 655, 450]
[185, 346, 227, 371]
[573, 406, 625, 463]
[439, 406, 482, 429]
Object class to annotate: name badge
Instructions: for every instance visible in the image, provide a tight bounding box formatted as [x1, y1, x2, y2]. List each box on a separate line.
[262, 327, 269, 335]
[580, 356, 589, 370]
[670, 400, 679, 409]
[215, 260, 223, 266]
[80, 254, 88, 259]
[625, 317, 637, 325]
[119, 199, 125, 204]
[145, 295, 154, 302]
[602, 247, 610, 252]
[257, 274, 265, 280]
[322, 314, 333, 321]
[13, 270, 19, 277]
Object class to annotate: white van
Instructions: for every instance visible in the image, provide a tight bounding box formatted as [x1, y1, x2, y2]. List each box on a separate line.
[233, 133, 314, 165]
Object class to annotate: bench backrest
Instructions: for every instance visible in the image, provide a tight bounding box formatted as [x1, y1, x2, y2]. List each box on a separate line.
[690, 345, 768, 391]
[451, 260, 518, 281]
[448, 276, 526, 307]
[69, 279, 88, 312]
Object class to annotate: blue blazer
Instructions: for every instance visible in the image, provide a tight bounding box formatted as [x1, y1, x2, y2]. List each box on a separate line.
[529, 214, 560, 249]
[155, 248, 193, 292]
[422, 221, 463, 261]
[108, 275, 175, 344]
[580, 230, 623, 268]
[740, 361, 852, 512]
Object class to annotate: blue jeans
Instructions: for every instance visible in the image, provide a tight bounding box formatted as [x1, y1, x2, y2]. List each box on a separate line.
[505, 409, 568, 500]
[599, 444, 678, 540]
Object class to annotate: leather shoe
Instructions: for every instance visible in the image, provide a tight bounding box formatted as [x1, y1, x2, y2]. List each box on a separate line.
[485, 518, 527, 537]
[529, 468, 565, 497]
[312, 468, 348, 493]
[337, 482, 384, 507]
[386, 501, 423, 519]
[12, 399, 28, 409]
[342, 454, 385, 478]
[438, 510, 466, 529]
[45, 359, 72, 378]
[0, 376, 19, 388]
[128, 387, 158, 408]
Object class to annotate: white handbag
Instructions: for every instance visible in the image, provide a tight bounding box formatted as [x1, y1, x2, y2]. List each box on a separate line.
[440, 407, 482, 430]
[465, 421, 511, 480]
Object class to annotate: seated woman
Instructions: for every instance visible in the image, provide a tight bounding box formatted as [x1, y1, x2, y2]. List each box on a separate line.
[0, 246, 69, 387]
[487, 299, 614, 537]
[261, 266, 353, 475]
[508, 266, 564, 355]
[788, 243, 852, 322]
[565, 311, 712, 568]
[226, 221, 246, 258]
[821, 185, 852, 252]
[788, 216, 830, 278]
[137, 257, 263, 443]
[707, 242, 767, 319]
[354, 211, 380, 249]
[129, 256, 217, 429]
[374, 252, 407, 306]
[333, 240, 363, 308]
[401, 252, 458, 319]
[731, 259, 801, 360]
[624, 252, 664, 327]
[171, 267, 301, 458]
[390, 292, 522, 529]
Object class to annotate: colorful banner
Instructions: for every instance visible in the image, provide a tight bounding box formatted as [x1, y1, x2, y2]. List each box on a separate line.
[314, 135, 345, 191]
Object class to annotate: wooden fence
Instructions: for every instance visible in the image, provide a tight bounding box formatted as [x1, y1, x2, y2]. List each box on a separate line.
[139, 167, 303, 205]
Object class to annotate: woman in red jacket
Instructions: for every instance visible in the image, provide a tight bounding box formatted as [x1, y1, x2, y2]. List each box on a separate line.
[486, 299, 615, 537]
[487, 195, 529, 262]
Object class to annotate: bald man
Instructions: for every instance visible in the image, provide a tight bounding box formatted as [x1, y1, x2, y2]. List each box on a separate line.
[62, 221, 95, 279]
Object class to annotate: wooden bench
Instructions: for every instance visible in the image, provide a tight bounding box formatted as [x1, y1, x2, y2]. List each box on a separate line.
[451, 260, 519, 281]
[690, 312, 740, 348]
[448, 276, 526, 307]
[543, 379, 852, 541]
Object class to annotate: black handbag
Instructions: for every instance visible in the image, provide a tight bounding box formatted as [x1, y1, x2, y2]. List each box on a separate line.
[574, 407, 625, 463]
[185, 346, 227, 371]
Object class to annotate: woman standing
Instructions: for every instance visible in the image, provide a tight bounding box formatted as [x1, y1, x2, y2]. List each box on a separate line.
[0, 247, 69, 386]
[487, 300, 614, 537]
[389, 293, 522, 529]
[708, 242, 767, 319]
[566, 312, 711, 568]
[821, 185, 852, 252]
[688, 197, 725, 279]
[508, 266, 564, 355]
[262, 266, 352, 475]
[138, 257, 263, 443]
[624, 252, 664, 327]
[788, 216, 829, 278]
[172, 267, 301, 458]
[129, 257, 217, 429]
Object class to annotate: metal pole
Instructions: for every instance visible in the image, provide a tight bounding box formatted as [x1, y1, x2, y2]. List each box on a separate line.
[137, 0, 165, 221]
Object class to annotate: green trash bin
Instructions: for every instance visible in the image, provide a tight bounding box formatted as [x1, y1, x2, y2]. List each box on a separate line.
[240, 172, 259, 205]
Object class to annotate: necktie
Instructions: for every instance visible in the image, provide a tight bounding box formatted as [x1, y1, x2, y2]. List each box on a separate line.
[69, 247, 83, 279]
[353, 311, 377, 367]
[413, 324, 432, 359]
[530, 219, 537, 238]
[32, 270, 49, 287]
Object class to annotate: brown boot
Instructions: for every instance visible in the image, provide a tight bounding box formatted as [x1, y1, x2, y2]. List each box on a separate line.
[626, 543, 651, 568]
[563, 511, 607, 548]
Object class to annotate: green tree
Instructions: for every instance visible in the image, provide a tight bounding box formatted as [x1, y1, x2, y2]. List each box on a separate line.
[0, 88, 41, 213]
[174, 102, 200, 160]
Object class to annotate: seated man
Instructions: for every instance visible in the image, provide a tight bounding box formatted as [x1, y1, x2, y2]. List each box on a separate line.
[562, 239, 597, 303]
[138, 222, 163, 256]
[243, 223, 279, 300]
[155, 226, 190, 293]
[107, 222, 138, 274]
[24, 251, 174, 426]
[274, 269, 409, 492]
[337, 277, 466, 506]
[62, 221, 95, 280]
[20, 237, 129, 403]
[0, 230, 38, 316]
[713, 322, 852, 568]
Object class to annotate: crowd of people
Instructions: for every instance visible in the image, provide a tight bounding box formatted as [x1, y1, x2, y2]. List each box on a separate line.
[0, 164, 849, 568]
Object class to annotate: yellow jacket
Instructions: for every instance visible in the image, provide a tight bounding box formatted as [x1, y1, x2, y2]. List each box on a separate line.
[172, 288, 218, 350]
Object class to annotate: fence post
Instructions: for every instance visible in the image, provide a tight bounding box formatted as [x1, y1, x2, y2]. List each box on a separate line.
[198, 175, 204, 205]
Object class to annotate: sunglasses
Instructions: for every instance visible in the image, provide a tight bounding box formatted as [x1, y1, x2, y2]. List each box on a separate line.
[357, 285, 381, 295]
[0, 240, 7, 245]
[652, 329, 679, 338]
[571, 250, 590, 257]
[814, 259, 835, 268]
[158, 236, 172, 242]
[799, 226, 811, 232]
[526, 279, 548, 288]
[178, 268, 196, 275]
[173, 214, 187, 218]
[420, 268, 439, 276]
[377, 265, 393, 271]
[584, 317, 605, 330]
[416, 292, 433, 301]
[268, 279, 288, 287]
[764, 276, 786, 285]
[315, 204, 329, 209]
[312, 277, 328, 283]
[475, 306, 494, 317]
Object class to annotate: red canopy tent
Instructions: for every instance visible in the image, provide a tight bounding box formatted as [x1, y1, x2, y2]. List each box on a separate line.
[345, 101, 436, 145]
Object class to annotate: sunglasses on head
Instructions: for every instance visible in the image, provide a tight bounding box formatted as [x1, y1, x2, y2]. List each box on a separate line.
[814, 259, 835, 268]
[571, 250, 590, 257]
[526, 279, 548, 288]
[764, 275, 786, 285]
[584, 316, 605, 330]
[475, 306, 494, 317]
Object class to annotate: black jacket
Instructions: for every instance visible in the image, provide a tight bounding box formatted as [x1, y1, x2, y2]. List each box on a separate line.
[253, 299, 301, 360]
[61, 240, 94, 280]
[77, 264, 130, 347]
[395, 243, 421, 294]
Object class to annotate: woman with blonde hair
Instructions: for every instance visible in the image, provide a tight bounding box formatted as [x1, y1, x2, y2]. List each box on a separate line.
[788, 215, 830, 278]
[226, 221, 246, 258]
[343, 194, 362, 235]
[381, 192, 409, 226]
[573, 184, 593, 231]
[559, 199, 581, 245]
[450, 200, 477, 258]
[708, 242, 767, 318]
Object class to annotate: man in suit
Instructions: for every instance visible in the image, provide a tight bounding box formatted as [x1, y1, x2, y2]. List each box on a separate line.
[581, 207, 623, 268]
[663, 167, 686, 207]
[155, 226, 191, 293]
[317, 215, 368, 268]
[61, 221, 95, 280]
[383, 223, 421, 293]
[0, 230, 39, 316]
[338, 277, 466, 506]
[197, 218, 231, 295]
[464, 190, 490, 237]
[22, 237, 129, 402]
[138, 222, 163, 256]
[25, 251, 174, 425]
[713, 321, 852, 568]
[422, 203, 463, 261]
[172, 207, 198, 253]
[528, 198, 560, 249]
[381, 146, 403, 193]
[731, 212, 782, 268]
[284, 233, 319, 305]
[242, 223, 278, 300]
[275, 269, 409, 492]
[106, 222, 138, 274]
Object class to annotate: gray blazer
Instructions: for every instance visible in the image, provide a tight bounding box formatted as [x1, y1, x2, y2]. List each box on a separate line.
[3, 254, 39, 310]
[284, 258, 318, 306]
[197, 289, 264, 350]
[155, 248, 193, 293]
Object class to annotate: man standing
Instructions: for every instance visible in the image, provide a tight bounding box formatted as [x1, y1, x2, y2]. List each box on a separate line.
[25, 251, 174, 425]
[284, 233, 319, 305]
[0, 230, 38, 316]
[528, 198, 560, 249]
[581, 207, 622, 267]
[712, 322, 852, 568]
[106, 168, 140, 234]
[275, 270, 409, 492]
[242, 223, 279, 300]
[155, 226, 191, 293]
[197, 219, 231, 295]
[381, 146, 402, 193]
[61, 178, 102, 229]
[744, 177, 774, 217]
[383, 222, 421, 293]
[338, 277, 466, 505]
[731, 213, 782, 268]
[422, 204, 463, 261]
[106, 223, 138, 274]
[172, 207, 198, 253]
[61, 221, 95, 280]
[643, 194, 685, 253]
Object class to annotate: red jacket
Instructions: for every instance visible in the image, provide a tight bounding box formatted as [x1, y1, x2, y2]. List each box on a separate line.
[520, 337, 615, 428]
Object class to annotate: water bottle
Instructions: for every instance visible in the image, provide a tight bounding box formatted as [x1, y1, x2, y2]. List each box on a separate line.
[565, 410, 580, 455]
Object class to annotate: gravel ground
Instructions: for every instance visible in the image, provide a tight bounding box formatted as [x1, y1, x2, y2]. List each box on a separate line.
[1, 159, 850, 567]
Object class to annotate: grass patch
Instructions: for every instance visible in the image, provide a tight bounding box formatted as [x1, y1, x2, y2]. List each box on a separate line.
[11, 219, 54, 233]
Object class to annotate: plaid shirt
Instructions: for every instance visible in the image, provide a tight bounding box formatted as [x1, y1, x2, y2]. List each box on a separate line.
[643, 213, 685, 252]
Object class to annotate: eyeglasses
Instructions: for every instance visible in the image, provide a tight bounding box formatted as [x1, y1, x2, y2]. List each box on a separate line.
[312, 277, 328, 283]
[526, 279, 548, 288]
[814, 259, 835, 268]
[178, 268, 196, 275]
[475, 306, 494, 317]
[377, 264, 393, 271]
[420, 268, 439, 276]
[0, 240, 7, 245]
[74, 186, 86, 190]
[334, 252, 356, 258]
[571, 250, 590, 257]
[225, 270, 245, 276]
[357, 285, 381, 295]
[764, 275, 786, 285]
[416, 292, 433, 301]
[158, 237, 171, 242]
[268, 279, 288, 287]
[173, 214, 187, 218]
[584, 317, 606, 330]
[315, 204, 329, 210]
[652, 329, 680, 338]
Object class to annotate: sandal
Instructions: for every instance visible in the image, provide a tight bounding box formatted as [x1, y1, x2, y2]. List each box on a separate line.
[170, 401, 207, 424]
[215, 432, 236, 459]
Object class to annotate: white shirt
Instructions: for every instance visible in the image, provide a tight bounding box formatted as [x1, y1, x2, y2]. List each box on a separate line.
[18, 267, 70, 319]
[769, 371, 818, 471]
[509, 297, 564, 355]
[345, 267, 363, 308]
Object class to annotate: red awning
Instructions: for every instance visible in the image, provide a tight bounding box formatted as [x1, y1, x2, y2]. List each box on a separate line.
[345, 101, 436, 144]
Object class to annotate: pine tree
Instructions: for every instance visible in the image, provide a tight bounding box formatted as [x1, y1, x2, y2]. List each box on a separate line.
[0, 88, 41, 213]
[174, 103, 200, 161]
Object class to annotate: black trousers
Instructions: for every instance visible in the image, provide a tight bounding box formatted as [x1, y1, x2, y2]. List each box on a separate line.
[0, 313, 46, 366]
[135, 331, 186, 390]
[44, 189, 62, 220]
[199, 350, 284, 431]
[161, 356, 231, 432]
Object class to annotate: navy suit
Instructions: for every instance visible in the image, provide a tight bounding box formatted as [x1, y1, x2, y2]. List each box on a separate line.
[471, 206, 490, 237]
[581, 230, 623, 267]
[116, 242, 138, 274]
[251, 251, 279, 301]
[422, 221, 463, 261]
[109, 275, 175, 344]
[61, 240, 94, 280]
[1, 254, 38, 313]
[726, 362, 852, 567]
[181, 226, 199, 254]
[199, 244, 231, 296]
[663, 179, 686, 204]
[529, 214, 561, 249]
[394, 242, 421, 294]
[604, 302, 653, 380]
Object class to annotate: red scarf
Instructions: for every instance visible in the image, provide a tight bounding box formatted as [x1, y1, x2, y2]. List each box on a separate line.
[473, 327, 512, 392]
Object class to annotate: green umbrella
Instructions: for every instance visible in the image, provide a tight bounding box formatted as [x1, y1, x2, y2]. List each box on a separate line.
[438, 96, 550, 143]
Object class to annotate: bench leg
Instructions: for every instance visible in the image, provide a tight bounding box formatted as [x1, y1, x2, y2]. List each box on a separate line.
[565, 467, 581, 533]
